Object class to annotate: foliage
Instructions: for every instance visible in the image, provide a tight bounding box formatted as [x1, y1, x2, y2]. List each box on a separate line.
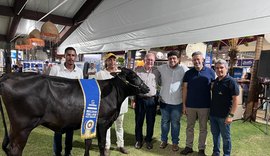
[117, 57, 125, 66]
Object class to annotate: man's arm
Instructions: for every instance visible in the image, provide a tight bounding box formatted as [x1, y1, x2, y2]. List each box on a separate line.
[182, 82, 188, 115]
[225, 95, 239, 124]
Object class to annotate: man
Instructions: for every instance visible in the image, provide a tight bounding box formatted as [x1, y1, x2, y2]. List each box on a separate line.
[95, 53, 129, 155]
[157, 51, 189, 151]
[43, 61, 51, 75]
[181, 51, 215, 156]
[49, 47, 83, 156]
[133, 53, 160, 150]
[210, 59, 239, 156]
[86, 62, 97, 79]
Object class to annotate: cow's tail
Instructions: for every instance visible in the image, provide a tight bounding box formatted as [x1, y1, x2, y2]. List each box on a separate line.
[0, 95, 9, 155]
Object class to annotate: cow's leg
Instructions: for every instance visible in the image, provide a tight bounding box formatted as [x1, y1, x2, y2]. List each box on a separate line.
[8, 127, 32, 156]
[84, 139, 92, 156]
[97, 123, 108, 156]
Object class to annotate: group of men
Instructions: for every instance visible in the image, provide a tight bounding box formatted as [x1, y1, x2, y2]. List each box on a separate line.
[133, 50, 239, 156]
[49, 47, 239, 156]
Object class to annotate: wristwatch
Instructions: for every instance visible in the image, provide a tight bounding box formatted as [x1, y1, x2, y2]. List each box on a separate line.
[228, 113, 234, 118]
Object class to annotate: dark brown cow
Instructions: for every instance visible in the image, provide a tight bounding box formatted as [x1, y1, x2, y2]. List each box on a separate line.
[0, 67, 149, 156]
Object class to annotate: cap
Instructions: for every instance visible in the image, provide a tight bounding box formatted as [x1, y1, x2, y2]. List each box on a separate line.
[104, 53, 116, 60]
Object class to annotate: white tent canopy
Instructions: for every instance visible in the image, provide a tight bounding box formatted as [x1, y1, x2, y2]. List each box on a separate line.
[59, 0, 270, 54]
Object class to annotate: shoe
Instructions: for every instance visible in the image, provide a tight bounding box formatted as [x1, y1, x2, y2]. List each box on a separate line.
[104, 148, 110, 156]
[146, 142, 153, 150]
[198, 149, 206, 156]
[211, 153, 220, 156]
[180, 147, 193, 155]
[118, 147, 129, 154]
[64, 154, 72, 156]
[159, 141, 168, 149]
[172, 144, 179, 151]
[134, 141, 143, 149]
[53, 153, 61, 156]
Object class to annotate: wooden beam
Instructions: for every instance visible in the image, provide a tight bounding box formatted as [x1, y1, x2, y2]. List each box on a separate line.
[13, 0, 27, 15]
[0, 5, 14, 16]
[0, 34, 7, 41]
[58, 0, 103, 45]
[21, 10, 73, 26]
[0, 5, 73, 26]
[7, 15, 21, 42]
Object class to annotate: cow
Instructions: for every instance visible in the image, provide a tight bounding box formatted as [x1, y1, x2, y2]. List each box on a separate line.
[0, 67, 149, 156]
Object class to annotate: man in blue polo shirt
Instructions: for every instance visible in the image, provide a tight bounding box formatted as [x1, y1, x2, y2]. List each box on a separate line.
[210, 59, 239, 156]
[181, 51, 215, 156]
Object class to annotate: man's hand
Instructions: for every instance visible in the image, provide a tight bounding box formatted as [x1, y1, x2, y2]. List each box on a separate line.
[131, 100, 136, 109]
[225, 117, 233, 124]
[183, 105, 187, 115]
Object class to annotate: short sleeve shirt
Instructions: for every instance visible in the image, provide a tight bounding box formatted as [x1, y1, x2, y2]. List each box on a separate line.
[183, 66, 215, 108]
[49, 63, 83, 79]
[210, 75, 240, 118]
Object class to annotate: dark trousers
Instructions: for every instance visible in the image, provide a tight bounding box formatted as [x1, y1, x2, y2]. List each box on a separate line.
[135, 96, 157, 142]
[53, 130, 74, 155]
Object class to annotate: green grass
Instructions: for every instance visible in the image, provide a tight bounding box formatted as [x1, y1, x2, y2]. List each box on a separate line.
[1, 107, 270, 156]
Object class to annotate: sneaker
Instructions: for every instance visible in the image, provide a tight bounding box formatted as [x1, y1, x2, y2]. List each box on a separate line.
[198, 149, 206, 156]
[104, 149, 110, 156]
[118, 147, 129, 154]
[146, 142, 153, 150]
[53, 153, 61, 156]
[180, 147, 193, 155]
[172, 144, 179, 151]
[134, 141, 143, 149]
[211, 153, 220, 156]
[159, 141, 168, 149]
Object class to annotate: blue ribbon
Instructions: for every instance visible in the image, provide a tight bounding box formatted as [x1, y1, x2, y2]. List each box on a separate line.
[79, 79, 101, 139]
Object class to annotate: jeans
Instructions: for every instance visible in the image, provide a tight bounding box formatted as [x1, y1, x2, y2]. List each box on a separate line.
[53, 130, 74, 155]
[210, 116, 231, 156]
[160, 102, 182, 144]
[135, 97, 157, 142]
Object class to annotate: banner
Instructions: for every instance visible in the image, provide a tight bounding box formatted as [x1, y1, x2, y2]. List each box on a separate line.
[79, 79, 101, 139]
[205, 44, 213, 68]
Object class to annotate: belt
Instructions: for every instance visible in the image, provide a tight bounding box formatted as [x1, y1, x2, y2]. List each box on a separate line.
[138, 96, 155, 99]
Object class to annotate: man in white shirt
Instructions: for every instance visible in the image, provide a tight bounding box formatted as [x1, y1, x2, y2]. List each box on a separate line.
[95, 53, 129, 155]
[158, 51, 189, 152]
[49, 47, 83, 156]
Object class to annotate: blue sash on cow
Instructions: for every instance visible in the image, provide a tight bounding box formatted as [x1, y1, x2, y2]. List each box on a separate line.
[79, 79, 101, 139]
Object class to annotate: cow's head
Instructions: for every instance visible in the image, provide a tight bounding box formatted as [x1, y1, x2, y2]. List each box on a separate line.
[116, 67, 149, 94]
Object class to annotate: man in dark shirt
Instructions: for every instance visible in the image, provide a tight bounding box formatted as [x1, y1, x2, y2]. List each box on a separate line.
[181, 51, 215, 156]
[210, 59, 239, 156]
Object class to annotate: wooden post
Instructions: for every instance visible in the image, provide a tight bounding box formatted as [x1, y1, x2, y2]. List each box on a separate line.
[244, 36, 264, 121]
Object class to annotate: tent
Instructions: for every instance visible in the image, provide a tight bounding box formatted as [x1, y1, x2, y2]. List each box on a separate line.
[58, 0, 270, 54]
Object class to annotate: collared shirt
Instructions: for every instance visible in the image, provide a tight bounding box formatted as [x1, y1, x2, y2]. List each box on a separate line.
[158, 63, 189, 105]
[183, 66, 215, 108]
[135, 66, 160, 97]
[210, 74, 240, 118]
[95, 69, 128, 114]
[49, 63, 83, 79]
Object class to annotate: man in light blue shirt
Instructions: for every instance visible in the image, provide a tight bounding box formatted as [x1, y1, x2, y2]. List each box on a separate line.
[158, 51, 189, 152]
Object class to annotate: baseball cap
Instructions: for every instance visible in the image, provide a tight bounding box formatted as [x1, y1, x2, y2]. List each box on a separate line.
[104, 53, 116, 60]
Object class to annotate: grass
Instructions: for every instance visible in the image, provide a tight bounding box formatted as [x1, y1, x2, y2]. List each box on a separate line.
[1, 106, 270, 156]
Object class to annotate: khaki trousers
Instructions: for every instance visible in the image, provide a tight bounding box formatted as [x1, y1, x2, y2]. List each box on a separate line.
[185, 108, 209, 150]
